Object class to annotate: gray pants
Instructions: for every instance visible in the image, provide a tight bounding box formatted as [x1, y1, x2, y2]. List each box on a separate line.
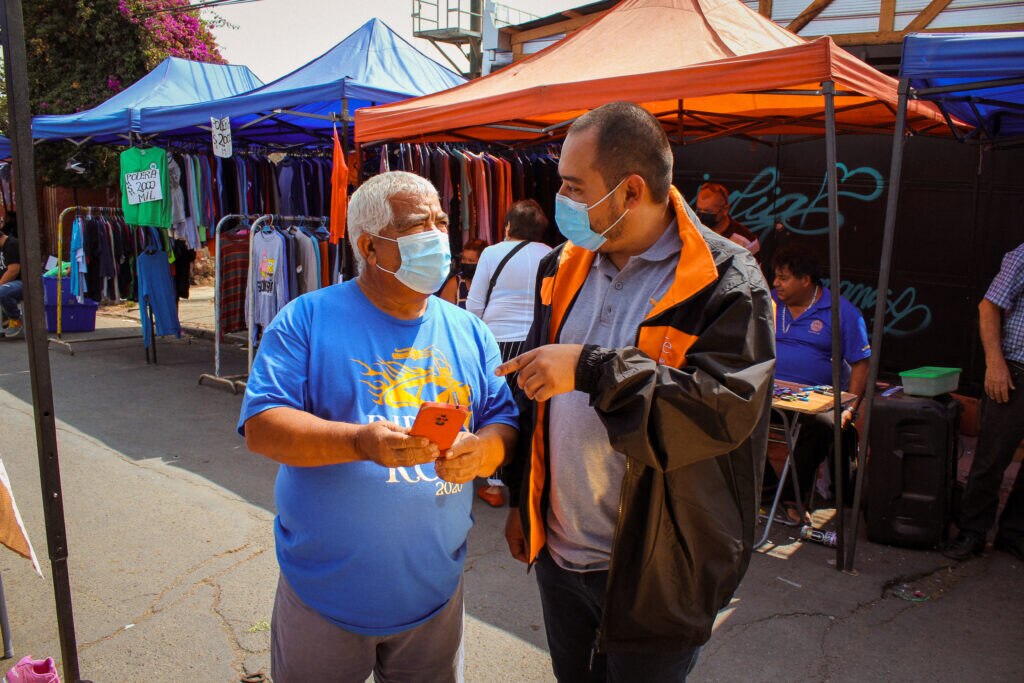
[271, 575, 465, 683]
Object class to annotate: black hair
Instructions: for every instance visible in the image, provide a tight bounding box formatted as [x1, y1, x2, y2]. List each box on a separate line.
[505, 199, 549, 242]
[568, 102, 673, 202]
[772, 244, 822, 284]
[462, 239, 488, 256]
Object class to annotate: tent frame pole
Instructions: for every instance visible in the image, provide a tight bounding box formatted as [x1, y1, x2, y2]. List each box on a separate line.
[845, 78, 910, 571]
[823, 80, 846, 571]
[1, 1, 86, 680]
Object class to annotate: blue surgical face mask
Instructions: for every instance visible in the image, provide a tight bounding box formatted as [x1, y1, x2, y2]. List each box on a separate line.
[554, 178, 630, 251]
[374, 229, 452, 294]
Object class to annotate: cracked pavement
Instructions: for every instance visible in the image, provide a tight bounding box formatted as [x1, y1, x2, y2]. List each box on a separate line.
[1, 315, 1021, 682]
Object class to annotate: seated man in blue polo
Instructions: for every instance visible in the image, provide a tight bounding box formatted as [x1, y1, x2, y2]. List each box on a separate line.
[765, 244, 871, 524]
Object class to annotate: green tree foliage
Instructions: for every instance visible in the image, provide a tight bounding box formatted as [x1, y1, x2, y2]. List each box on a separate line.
[2, 0, 225, 187]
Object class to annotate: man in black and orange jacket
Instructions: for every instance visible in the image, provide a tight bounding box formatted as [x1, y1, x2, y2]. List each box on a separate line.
[498, 103, 775, 681]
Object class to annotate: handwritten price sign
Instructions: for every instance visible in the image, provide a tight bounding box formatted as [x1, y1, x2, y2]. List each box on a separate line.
[211, 116, 232, 158]
[124, 163, 164, 206]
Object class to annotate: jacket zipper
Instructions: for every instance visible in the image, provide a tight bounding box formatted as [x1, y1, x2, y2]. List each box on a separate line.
[596, 455, 632, 655]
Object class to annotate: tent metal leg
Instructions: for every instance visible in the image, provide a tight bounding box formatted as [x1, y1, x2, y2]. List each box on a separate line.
[0, 571, 12, 659]
[144, 295, 158, 365]
[823, 80, 845, 571]
[1, 1, 83, 679]
[846, 79, 911, 572]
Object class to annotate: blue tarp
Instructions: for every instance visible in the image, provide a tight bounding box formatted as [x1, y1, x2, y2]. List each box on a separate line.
[136, 19, 465, 147]
[32, 57, 264, 144]
[0, 136, 10, 159]
[901, 32, 1024, 139]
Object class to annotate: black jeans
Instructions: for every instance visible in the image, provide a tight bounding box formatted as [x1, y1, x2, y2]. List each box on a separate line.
[534, 548, 701, 683]
[763, 410, 856, 506]
[958, 361, 1024, 542]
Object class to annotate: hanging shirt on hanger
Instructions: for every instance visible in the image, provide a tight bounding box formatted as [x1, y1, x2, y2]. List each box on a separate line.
[248, 229, 289, 340]
[120, 147, 171, 228]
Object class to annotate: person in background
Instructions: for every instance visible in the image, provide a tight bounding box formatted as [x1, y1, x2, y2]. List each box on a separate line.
[943, 241, 1024, 562]
[694, 182, 760, 255]
[0, 224, 23, 340]
[467, 199, 553, 507]
[439, 238, 487, 308]
[1, 211, 17, 239]
[500, 102, 775, 682]
[765, 245, 870, 524]
[758, 220, 792, 282]
[239, 171, 517, 682]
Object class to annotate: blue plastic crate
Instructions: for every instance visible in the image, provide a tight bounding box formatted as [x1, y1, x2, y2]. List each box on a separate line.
[45, 301, 98, 333]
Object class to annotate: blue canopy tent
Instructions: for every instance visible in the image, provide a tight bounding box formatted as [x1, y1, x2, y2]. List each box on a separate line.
[0, 135, 11, 159]
[135, 19, 465, 148]
[32, 57, 264, 145]
[901, 32, 1024, 144]
[847, 32, 1024, 567]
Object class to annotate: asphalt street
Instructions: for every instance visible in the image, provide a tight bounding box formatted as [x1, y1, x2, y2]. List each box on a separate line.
[0, 310, 1021, 682]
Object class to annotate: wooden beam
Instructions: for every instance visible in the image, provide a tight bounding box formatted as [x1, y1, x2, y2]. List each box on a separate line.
[759, 0, 773, 18]
[787, 0, 835, 34]
[906, 0, 953, 32]
[879, 0, 895, 33]
[562, 10, 582, 18]
[829, 23, 1024, 46]
[509, 13, 599, 45]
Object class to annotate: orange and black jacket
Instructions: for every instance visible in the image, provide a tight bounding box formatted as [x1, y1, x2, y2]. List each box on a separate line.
[507, 187, 776, 653]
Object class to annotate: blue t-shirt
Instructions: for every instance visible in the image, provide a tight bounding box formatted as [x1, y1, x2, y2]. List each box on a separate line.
[773, 286, 871, 389]
[238, 280, 517, 635]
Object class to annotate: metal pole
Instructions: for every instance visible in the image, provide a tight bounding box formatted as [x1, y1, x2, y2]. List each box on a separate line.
[247, 215, 272, 374]
[55, 206, 77, 340]
[199, 214, 251, 393]
[1, 1, 84, 679]
[823, 80, 845, 570]
[53, 204, 80, 339]
[845, 79, 910, 571]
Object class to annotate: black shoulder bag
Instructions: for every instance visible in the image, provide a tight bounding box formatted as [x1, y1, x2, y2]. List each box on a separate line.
[482, 241, 530, 313]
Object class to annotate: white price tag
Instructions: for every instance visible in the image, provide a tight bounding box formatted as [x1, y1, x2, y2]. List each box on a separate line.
[124, 163, 164, 206]
[211, 116, 232, 158]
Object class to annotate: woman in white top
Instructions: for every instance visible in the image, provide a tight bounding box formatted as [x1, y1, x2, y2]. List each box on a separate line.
[466, 199, 553, 506]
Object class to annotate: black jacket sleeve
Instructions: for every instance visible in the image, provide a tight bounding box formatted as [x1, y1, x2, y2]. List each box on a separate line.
[575, 252, 776, 473]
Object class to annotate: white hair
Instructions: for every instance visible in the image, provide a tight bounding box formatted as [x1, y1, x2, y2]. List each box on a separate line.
[347, 171, 439, 274]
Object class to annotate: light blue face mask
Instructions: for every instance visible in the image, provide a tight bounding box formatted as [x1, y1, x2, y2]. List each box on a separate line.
[374, 229, 452, 294]
[554, 178, 630, 251]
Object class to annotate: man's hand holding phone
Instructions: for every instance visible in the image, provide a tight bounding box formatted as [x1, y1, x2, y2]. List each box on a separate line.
[355, 421, 439, 468]
[435, 432, 486, 484]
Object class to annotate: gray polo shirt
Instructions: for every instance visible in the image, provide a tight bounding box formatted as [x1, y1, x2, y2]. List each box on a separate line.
[547, 219, 682, 571]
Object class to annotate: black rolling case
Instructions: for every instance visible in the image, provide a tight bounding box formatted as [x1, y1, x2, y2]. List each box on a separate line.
[865, 393, 962, 548]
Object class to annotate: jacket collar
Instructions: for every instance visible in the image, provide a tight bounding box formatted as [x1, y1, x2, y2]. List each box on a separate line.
[548, 186, 718, 343]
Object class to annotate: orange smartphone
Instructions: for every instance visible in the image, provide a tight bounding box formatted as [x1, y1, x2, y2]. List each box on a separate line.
[409, 402, 470, 451]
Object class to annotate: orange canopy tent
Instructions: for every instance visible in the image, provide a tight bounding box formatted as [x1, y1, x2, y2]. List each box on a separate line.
[357, 0, 953, 574]
[356, 0, 946, 145]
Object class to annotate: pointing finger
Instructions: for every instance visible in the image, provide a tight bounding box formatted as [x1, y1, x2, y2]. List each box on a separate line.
[496, 349, 534, 377]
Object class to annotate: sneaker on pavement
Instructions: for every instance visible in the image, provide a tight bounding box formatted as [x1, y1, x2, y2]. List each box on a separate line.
[941, 531, 985, 561]
[4, 656, 60, 683]
[4, 318, 24, 339]
[993, 535, 1024, 562]
[477, 485, 505, 508]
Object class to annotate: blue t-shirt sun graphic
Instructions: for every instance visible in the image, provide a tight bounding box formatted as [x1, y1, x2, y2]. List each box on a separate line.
[239, 280, 517, 635]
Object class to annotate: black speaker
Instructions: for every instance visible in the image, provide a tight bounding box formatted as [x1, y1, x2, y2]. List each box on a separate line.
[865, 393, 962, 548]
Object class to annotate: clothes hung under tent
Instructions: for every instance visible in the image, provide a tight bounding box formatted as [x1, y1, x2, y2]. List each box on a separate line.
[364, 143, 564, 253]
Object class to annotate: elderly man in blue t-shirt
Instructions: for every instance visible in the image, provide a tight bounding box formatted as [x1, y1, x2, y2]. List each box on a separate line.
[239, 171, 518, 683]
[765, 245, 870, 523]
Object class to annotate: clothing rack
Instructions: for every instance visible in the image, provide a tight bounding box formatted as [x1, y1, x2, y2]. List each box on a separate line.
[245, 213, 333, 377]
[49, 205, 153, 358]
[198, 212, 263, 394]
